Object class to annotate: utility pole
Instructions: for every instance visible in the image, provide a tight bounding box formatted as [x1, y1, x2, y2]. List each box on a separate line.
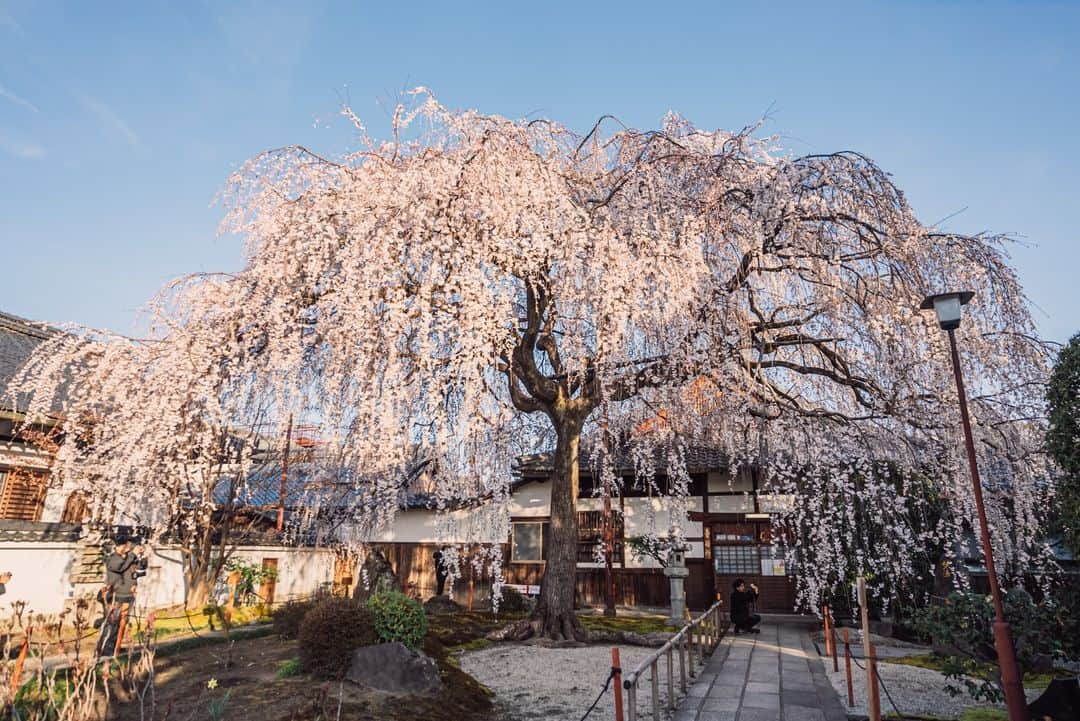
[277, 414, 293, 533]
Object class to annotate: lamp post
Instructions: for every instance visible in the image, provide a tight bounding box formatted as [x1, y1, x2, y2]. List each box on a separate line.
[920, 292, 1028, 721]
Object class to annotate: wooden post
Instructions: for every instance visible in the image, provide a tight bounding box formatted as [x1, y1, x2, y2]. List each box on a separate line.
[611, 647, 624, 721]
[857, 578, 880, 721]
[650, 662, 660, 720]
[842, 628, 854, 707]
[666, 647, 675, 710]
[678, 634, 687, 693]
[627, 683, 637, 721]
[226, 571, 240, 612]
[467, 563, 474, 612]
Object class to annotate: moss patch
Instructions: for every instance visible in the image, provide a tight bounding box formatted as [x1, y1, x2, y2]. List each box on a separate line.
[577, 613, 674, 635]
[882, 653, 1066, 691]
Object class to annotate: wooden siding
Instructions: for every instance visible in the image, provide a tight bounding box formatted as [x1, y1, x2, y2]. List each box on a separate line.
[371, 542, 688, 610]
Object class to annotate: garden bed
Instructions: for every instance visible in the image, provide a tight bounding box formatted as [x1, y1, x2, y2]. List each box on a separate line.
[106, 632, 497, 721]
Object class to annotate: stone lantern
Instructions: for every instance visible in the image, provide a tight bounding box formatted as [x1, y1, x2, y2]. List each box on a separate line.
[662, 525, 691, 626]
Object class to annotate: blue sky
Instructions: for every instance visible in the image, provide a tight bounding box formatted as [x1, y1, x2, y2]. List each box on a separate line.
[0, 1, 1076, 343]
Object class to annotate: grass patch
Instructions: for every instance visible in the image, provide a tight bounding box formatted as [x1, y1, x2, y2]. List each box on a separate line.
[883, 653, 1065, 691]
[577, 613, 674, 635]
[154, 624, 274, 657]
[958, 709, 1008, 721]
[275, 657, 302, 678]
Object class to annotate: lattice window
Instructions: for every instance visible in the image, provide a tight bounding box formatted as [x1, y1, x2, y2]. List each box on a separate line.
[712, 545, 760, 575]
[576, 510, 624, 564]
[0, 467, 48, 521]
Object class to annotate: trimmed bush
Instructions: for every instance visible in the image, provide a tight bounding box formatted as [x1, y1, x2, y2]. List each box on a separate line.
[272, 598, 317, 640]
[297, 597, 377, 677]
[366, 591, 428, 650]
[497, 585, 529, 613]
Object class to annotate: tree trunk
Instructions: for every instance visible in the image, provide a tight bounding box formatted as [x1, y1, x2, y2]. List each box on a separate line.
[185, 571, 213, 610]
[531, 416, 588, 641]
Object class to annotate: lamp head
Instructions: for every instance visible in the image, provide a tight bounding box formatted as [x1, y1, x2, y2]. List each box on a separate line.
[920, 292, 974, 331]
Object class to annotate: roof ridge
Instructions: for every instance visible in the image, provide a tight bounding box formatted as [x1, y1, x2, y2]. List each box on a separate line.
[0, 310, 58, 340]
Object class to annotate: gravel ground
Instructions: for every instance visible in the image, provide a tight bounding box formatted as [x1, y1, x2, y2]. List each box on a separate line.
[461, 643, 662, 721]
[826, 659, 1041, 720]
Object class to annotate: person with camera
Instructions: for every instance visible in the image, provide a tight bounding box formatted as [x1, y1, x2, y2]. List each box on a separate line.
[96, 537, 148, 656]
[730, 578, 762, 634]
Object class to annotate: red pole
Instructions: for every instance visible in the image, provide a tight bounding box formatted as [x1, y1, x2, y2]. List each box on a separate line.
[868, 643, 882, 721]
[830, 608, 839, 672]
[947, 329, 1027, 721]
[843, 628, 854, 707]
[277, 414, 293, 533]
[9, 629, 30, 698]
[611, 647, 624, 721]
[823, 605, 833, 657]
[114, 604, 129, 657]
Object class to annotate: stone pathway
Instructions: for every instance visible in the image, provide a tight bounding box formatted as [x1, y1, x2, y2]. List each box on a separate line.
[673, 623, 847, 721]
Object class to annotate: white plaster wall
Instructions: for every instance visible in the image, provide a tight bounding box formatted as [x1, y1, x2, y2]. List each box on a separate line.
[0, 542, 336, 617]
[137, 545, 336, 610]
[507, 481, 551, 517]
[708, 495, 754, 513]
[0, 542, 79, 615]
[577, 495, 704, 569]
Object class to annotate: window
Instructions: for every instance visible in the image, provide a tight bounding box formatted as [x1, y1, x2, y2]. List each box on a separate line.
[0, 467, 48, 521]
[511, 522, 544, 563]
[713, 546, 760, 575]
[577, 511, 624, 564]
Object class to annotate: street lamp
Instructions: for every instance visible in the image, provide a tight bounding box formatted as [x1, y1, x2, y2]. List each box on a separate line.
[920, 291, 1028, 721]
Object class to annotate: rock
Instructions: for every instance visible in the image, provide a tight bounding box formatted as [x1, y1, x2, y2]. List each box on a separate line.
[1027, 676, 1080, 721]
[353, 549, 402, 603]
[423, 594, 462, 615]
[345, 642, 442, 694]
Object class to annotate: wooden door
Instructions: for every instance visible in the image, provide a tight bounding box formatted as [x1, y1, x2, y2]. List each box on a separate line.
[710, 520, 796, 614]
[259, 558, 278, 605]
[332, 552, 356, 597]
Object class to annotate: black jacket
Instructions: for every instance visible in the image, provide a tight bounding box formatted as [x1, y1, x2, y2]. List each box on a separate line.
[106, 552, 145, 597]
[730, 588, 758, 622]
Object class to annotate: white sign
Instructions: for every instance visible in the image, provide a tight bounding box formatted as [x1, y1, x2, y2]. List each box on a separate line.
[505, 583, 541, 596]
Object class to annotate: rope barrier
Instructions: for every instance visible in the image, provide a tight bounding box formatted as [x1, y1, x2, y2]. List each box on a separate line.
[850, 651, 903, 717]
[578, 665, 618, 721]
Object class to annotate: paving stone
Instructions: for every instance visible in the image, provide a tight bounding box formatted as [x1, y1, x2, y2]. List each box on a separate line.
[740, 692, 781, 710]
[670, 623, 845, 721]
[784, 706, 827, 721]
[697, 712, 737, 721]
[781, 690, 821, 707]
[736, 708, 779, 721]
[701, 696, 741, 712]
[707, 683, 744, 698]
[688, 681, 712, 697]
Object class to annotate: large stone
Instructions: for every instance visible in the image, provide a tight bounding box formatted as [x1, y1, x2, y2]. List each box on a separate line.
[345, 642, 442, 694]
[352, 549, 402, 603]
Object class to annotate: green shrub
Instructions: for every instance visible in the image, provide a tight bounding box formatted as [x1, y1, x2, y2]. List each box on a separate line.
[298, 597, 377, 677]
[272, 598, 317, 640]
[366, 591, 428, 650]
[276, 657, 303, 678]
[911, 589, 1065, 703]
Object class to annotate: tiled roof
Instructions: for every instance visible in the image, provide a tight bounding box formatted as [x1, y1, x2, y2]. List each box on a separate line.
[0, 520, 82, 543]
[516, 443, 730, 477]
[0, 311, 60, 414]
